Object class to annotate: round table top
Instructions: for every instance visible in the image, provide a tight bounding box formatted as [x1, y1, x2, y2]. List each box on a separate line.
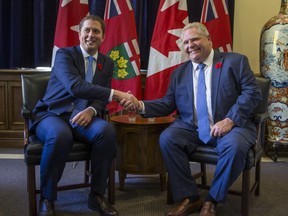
[111, 114, 175, 125]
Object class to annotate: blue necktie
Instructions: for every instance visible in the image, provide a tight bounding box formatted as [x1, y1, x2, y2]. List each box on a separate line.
[197, 63, 211, 143]
[70, 56, 94, 120]
[86, 56, 94, 83]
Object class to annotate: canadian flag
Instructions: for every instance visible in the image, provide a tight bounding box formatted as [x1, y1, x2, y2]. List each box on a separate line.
[51, 0, 89, 66]
[200, 0, 232, 52]
[144, 0, 189, 100]
[100, 0, 142, 113]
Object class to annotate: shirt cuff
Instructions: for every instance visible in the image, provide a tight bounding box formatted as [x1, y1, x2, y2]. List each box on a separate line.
[109, 89, 114, 102]
[139, 101, 146, 114]
[88, 106, 97, 116]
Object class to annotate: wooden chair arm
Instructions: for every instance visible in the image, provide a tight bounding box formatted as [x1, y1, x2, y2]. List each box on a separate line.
[21, 107, 31, 119]
[253, 111, 269, 151]
[254, 112, 269, 124]
[23, 117, 30, 147]
[21, 107, 32, 148]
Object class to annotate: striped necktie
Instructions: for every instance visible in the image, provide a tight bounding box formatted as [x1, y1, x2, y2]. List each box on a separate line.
[86, 56, 94, 83]
[197, 63, 211, 143]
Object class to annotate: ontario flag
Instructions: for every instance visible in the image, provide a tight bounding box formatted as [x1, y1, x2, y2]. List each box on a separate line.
[144, 0, 189, 100]
[201, 0, 232, 52]
[52, 0, 89, 66]
[100, 0, 142, 113]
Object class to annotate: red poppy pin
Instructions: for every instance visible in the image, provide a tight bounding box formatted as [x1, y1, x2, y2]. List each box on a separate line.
[215, 62, 222, 69]
[98, 63, 102, 71]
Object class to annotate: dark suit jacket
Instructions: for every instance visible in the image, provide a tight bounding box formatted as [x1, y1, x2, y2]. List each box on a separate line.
[142, 52, 262, 137]
[31, 46, 114, 130]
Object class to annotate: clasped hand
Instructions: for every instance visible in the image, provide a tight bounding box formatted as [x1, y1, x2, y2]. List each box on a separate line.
[114, 90, 142, 112]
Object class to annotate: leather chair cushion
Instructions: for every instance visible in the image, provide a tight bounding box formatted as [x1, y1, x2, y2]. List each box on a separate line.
[25, 135, 91, 165]
[190, 145, 256, 169]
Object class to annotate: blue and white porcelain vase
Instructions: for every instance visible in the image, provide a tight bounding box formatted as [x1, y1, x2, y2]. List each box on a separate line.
[260, 0, 288, 144]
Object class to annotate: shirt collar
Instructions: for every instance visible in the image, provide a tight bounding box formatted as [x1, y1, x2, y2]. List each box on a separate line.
[192, 49, 214, 70]
[79, 45, 98, 60]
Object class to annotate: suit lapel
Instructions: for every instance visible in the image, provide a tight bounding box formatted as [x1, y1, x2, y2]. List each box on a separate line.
[211, 52, 223, 119]
[184, 62, 194, 105]
[96, 53, 104, 73]
[92, 53, 105, 83]
[75, 46, 86, 78]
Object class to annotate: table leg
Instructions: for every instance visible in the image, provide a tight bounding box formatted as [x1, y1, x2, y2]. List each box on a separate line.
[272, 142, 281, 162]
[160, 172, 167, 191]
[118, 172, 126, 190]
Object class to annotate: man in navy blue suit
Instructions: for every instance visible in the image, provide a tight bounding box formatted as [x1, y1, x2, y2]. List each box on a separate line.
[31, 15, 132, 216]
[123, 22, 262, 216]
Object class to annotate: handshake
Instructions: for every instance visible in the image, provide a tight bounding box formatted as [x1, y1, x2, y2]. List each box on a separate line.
[112, 90, 143, 113]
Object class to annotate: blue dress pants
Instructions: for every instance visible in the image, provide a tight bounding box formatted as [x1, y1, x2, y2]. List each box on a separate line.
[159, 123, 256, 203]
[35, 114, 116, 201]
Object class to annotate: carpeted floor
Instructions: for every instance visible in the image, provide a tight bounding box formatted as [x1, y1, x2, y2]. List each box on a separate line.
[0, 148, 288, 216]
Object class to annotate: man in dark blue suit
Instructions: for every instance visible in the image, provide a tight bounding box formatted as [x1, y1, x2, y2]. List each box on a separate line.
[31, 15, 131, 216]
[123, 22, 262, 216]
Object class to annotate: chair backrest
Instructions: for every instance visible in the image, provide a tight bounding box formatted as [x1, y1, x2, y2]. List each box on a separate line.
[254, 76, 271, 115]
[21, 72, 51, 114]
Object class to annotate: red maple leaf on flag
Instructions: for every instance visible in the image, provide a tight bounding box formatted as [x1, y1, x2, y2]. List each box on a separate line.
[152, 1, 188, 57]
[144, 0, 189, 100]
[52, 0, 89, 66]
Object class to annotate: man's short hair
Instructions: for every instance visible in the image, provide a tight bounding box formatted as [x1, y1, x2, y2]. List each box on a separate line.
[79, 15, 105, 34]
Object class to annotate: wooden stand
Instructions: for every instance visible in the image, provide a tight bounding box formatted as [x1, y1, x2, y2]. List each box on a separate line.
[111, 115, 174, 191]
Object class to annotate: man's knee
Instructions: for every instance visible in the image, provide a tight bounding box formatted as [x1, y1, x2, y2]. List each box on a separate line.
[91, 120, 116, 150]
[98, 121, 116, 140]
[159, 128, 174, 150]
[217, 133, 251, 160]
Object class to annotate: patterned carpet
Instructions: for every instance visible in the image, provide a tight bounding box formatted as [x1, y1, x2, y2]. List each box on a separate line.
[0, 148, 287, 216]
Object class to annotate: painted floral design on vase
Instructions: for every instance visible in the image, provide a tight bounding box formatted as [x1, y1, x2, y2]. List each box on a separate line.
[260, 0, 288, 144]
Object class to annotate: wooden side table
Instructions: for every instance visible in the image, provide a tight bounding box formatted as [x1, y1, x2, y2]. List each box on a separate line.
[111, 115, 174, 191]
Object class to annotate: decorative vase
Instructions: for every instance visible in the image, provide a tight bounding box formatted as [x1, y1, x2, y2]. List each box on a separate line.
[260, 0, 288, 146]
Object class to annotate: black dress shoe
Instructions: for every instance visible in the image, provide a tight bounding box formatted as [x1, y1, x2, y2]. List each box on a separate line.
[88, 193, 119, 216]
[38, 199, 55, 216]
